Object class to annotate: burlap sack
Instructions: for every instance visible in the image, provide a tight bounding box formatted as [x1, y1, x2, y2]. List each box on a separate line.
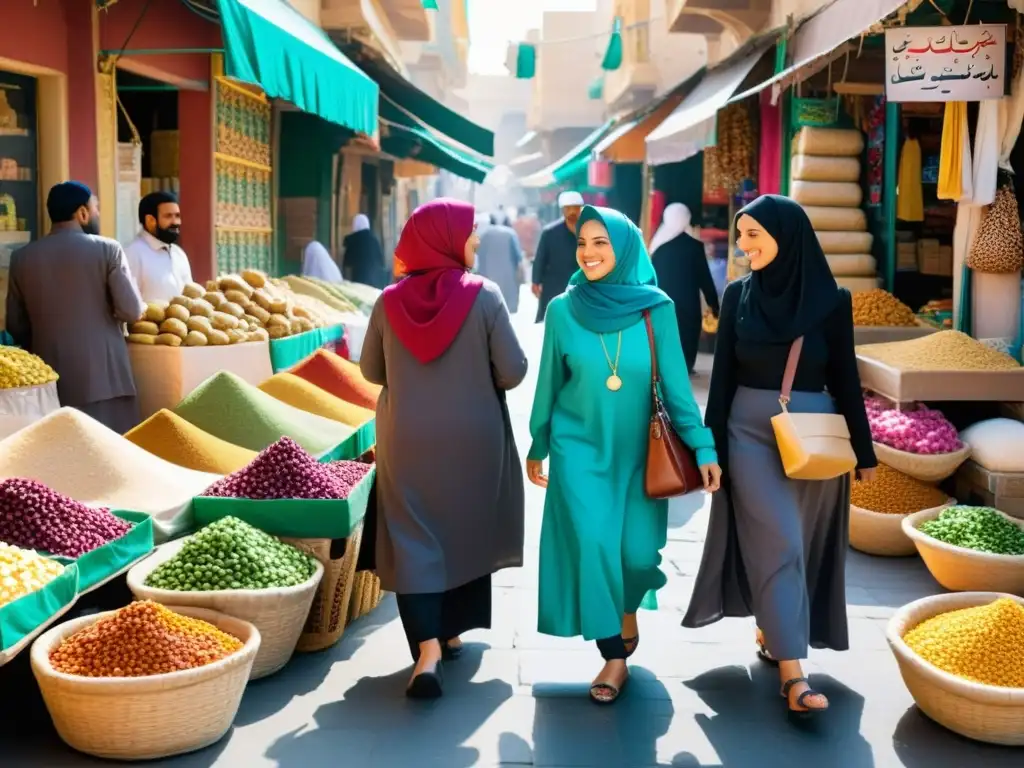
[968, 184, 1024, 274]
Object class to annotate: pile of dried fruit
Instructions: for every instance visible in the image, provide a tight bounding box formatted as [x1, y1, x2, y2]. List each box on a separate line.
[0, 346, 58, 389]
[864, 397, 962, 454]
[850, 464, 949, 514]
[917, 506, 1024, 555]
[851, 289, 918, 327]
[0, 543, 65, 608]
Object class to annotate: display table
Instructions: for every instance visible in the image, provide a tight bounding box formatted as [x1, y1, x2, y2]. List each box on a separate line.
[129, 341, 274, 421]
[856, 355, 1024, 403]
[269, 324, 346, 372]
[0, 381, 60, 439]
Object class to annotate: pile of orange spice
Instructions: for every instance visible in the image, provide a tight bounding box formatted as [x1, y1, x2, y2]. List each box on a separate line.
[49, 601, 243, 677]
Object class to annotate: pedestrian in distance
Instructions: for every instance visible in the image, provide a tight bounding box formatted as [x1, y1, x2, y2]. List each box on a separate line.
[360, 198, 528, 700]
[649, 203, 720, 374]
[527, 205, 721, 705]
[684, 194, 877, 718]
[476, 212, 525, 314]
[531, 191, 584, 322]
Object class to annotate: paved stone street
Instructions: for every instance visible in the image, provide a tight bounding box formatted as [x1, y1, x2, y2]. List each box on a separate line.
[2, 293, 1020, 767]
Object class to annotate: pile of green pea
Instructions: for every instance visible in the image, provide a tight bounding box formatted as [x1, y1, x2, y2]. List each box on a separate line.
[918, 506, 1024, 556]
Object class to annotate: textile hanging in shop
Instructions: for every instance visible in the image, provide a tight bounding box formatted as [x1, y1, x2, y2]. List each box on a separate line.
[758, 91, 781, 196]
[972, 100, 1001, 207]
[896, 138, 924, 222]
[937, 102, 972, 202]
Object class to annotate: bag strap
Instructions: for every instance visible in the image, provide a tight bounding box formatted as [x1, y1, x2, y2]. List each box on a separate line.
[642, 310, 660, 387]
[780, 336, 805, 407]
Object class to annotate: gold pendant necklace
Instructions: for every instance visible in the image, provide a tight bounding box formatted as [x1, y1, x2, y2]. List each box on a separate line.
[599, 331, 623, 391]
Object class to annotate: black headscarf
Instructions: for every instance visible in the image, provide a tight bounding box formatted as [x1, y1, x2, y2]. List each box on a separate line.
[734, 194, 840, 343]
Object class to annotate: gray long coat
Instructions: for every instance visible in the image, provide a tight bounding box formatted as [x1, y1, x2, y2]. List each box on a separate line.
[360, 280, 528, 594]
[475, 225, 523, 313]
[5, 230, 146, 408]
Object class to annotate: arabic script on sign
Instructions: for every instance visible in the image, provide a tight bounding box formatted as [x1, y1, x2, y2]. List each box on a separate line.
[884, 25, 1006, 103]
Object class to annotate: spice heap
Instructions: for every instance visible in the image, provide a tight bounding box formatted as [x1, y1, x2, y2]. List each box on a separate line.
[851, 464, 949, 514]
[258, 372, 374, 427]
[0, 408, 220, 517]
[145, 516, 316, 591]
[0, 478, 132, 557]
[864, 397, 962, 454]
[917, 506, 1024, 555]
[0, 543, 65, 608]
[0, 346, 58, 389]
[124, 409, 258, 475]
[903, 597, 1024, 688]
[851, 289, 918, 327]
[174, 371, 353, 454]
[290, 349, 381, 410]
[203, 437, 372, 500]
[856, 330, 1021, 372]
[49, 601, 243, 677]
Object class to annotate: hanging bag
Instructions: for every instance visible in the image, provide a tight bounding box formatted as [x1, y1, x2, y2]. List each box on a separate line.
[770, 337, 858, 481]
[642, 311, 704, 498]
[967, 181, 1024, 274]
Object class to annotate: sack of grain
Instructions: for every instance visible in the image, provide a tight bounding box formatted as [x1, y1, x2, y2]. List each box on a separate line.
[835, 276, 882, 293]
[826, 254, 877, 277]
[803, 206, 868, 232]
[791, 181, 862, 208]
[816, 231, 875, 255]
[793, 127, 865, 157]
[791, 155, 860, 183]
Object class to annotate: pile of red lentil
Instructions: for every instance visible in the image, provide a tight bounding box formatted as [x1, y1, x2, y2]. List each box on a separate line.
[49, 601, 243, 677]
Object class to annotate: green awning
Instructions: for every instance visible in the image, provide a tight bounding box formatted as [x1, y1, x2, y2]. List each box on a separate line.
[518, 121, 615, 189]
[217, 0, 378, 135]
[353, 53, 494, 157]
[380, 99, 493, 183]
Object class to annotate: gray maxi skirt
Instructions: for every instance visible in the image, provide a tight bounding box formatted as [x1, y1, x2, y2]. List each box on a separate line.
[683, 386, 850, 660]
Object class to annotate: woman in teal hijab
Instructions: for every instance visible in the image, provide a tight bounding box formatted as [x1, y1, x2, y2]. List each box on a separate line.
[527, 206, 721, 704]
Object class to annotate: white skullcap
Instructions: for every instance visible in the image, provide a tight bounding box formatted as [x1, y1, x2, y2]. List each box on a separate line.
[558, 191, 584, 207]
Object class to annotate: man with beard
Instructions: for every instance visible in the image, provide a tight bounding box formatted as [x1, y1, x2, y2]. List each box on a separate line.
[124, 191, 191, 302]
[531, 191, 583, 322]
[5, 181, 146, 432]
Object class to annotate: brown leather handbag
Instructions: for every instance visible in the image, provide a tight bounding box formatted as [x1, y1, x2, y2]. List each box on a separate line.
[643, 311, 704, 498]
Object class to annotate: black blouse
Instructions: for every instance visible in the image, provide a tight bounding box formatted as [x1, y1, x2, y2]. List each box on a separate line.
[704, 280, 877, 470]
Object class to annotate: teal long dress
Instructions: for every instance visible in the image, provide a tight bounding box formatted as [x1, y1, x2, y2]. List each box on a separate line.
[528, 294, 718, 641]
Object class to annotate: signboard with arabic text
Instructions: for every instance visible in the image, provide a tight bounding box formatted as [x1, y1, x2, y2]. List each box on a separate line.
[885, 25, 1006, 103]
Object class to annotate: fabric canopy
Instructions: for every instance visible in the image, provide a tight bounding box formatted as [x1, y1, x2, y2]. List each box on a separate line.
[518, 121, 615, 188]
[645, 38, 774, 166]
[355, 53, 494, 157]
[217, 0, 378, 135]
[730, 0, 909, 104]
[380, 99, 493, 184]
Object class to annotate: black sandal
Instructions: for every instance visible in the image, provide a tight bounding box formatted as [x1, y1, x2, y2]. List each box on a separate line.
[589, 674, 628, 705]
[406, 662, 444, 699]
[442, 640, 463, 661]
[781, 677, 827, 718]
[623, 636, 639, 658]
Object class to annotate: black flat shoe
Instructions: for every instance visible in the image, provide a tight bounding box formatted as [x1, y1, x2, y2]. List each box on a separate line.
[442, 642, 463, 661]
[406, 663, 444, 699]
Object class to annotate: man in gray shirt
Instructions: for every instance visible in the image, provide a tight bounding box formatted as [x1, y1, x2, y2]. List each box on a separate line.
[5, 181, 146, 433]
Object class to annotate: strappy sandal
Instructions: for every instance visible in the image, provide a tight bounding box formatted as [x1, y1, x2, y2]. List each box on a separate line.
[589, 673, 629, 705]
[623, 636, 639, 658]
[781, 677, 828, 719]
[755, 631, 778, 666]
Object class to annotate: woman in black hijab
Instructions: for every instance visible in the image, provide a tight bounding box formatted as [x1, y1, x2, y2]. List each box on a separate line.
[343, 214, 387, 288]
[683, 195, 876, 719]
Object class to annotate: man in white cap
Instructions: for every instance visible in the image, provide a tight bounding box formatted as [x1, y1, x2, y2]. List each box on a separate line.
[532, 190, 584, 322]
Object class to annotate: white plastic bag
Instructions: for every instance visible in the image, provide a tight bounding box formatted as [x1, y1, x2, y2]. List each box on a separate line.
[0, 382, 60, 440]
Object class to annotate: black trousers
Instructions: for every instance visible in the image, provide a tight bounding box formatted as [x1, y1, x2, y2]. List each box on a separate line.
[394, 575, 492, 661]
[596, 635, 627, 660]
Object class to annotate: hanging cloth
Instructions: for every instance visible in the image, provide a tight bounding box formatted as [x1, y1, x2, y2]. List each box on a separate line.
[896, 138, 924, 222]
[938, 102, 973, 202]
[758, 90, 782, 196]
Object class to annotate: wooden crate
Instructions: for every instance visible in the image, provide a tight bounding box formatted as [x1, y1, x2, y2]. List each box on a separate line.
[955, 460, 1024, 520]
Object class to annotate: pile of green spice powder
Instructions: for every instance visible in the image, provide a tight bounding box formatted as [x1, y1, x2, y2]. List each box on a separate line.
[145, 516, 317, 591]
[918, 506, 1024, 556]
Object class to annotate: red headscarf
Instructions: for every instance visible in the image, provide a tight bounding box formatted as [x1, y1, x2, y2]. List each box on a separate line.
[382, 198, 484, 364]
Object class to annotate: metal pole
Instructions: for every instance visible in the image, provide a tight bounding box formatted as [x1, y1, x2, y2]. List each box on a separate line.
[100, 48, 224, 56]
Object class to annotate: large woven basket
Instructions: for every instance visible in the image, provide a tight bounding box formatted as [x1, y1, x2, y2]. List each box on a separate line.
[127, 538, 323, 680]
[886, 592, 1024, 745]
[849, 499, 955, 557]
[872, 442, 972, 483]
[348, 570, 384, 622]
[282, 519, 364, 653]
[31, 605, 259, 760]
[903, 507, 1024, 593]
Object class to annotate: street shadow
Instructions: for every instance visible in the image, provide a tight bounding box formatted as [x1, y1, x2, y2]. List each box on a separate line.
[892, 706, 1023, 767]
[668, 491, 705, 530]
[844, 551, 944, 609]
[672, 663, 874, 767]
[526, 666, 672, 766]
[265, 640, 512, 766]
[232, 595, 398, 726]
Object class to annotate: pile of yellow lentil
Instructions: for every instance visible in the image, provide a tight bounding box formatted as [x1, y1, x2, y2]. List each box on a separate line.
[49, 601, 243, 677]
[856, 330, 1021, 372]
[850, 464, 949, 514]
[903, 597, 1024, 688]
[851, 289, 918, 327]
[0, 543, 65, 608]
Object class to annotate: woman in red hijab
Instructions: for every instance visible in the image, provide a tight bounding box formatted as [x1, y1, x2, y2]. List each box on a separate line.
[361, 198, 529, 699]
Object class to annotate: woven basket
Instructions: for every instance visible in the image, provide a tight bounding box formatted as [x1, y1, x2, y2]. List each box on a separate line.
[348, 570, 384, 622]
[30, 605, 259, 760]
[872, 442, 972, 483]
[282, 519, 363, 653]
[126, 538, 323, 680]
[886, 592, 1024, 745]
[849, 499, 955, 557]
[903, 507, 1024, 593]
